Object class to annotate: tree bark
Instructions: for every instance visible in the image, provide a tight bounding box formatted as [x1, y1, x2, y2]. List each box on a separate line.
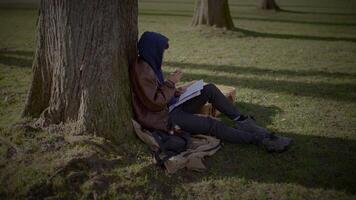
[192, 0, 234, 30]
[259, 0, 280, 10]
[23, 0, 138, 143]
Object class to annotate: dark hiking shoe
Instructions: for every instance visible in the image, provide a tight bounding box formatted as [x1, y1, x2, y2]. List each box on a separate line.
[262, 133, 293, 153]
[235, 116, 270, 137]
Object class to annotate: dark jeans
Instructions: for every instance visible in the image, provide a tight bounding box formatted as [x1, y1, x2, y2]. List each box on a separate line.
[169, 83, 262, 144]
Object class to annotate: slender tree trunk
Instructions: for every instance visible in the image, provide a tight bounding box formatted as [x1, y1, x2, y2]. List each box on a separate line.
[192, 0, 234, 30]
[23, 0, 138, 143]
[259, 0, 280, 10]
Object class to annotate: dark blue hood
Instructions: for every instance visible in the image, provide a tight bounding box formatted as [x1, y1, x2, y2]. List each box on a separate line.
[138, 31, 169, 84]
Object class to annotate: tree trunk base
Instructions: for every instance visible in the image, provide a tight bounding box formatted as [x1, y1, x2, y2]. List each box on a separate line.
[23, 0, 138, 143]
[192, 0, 234, 30]
[259, 0, 280, 11]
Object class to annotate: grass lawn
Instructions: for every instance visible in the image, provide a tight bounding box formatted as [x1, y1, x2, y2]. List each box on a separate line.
[0, 0, 356, 199]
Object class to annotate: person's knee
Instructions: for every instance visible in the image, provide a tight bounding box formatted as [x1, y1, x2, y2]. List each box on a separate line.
[204, 83, 217, 90]
[203, 83, 219, 95]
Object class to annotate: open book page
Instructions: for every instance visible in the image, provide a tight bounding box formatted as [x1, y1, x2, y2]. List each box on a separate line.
[169, 80, 204, 112]
[175, 80, 196, 90]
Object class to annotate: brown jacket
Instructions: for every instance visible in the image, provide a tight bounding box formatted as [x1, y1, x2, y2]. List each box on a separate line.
[130, 58, 176, 132]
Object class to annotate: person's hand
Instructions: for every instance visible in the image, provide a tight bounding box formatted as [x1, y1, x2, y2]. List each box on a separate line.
[174, 86, 186, 97]
[178, 84, 189, 92]
[168, 69, 183, 84]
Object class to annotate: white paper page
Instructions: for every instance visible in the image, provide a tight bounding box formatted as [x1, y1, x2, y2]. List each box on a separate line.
[169, 80, 204, 112]
[177, 80, 204, 101]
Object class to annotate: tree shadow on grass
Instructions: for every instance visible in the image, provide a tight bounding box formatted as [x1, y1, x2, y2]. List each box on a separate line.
[236, 16, 356, 27]
[165, 61, 356, 79]
[139, 10, 356, 27]
[165, 62, 356, 103]
[0, 49, 33, 68]
[140, 0, 256, 8]
[280, 9, 356, 17]
[219, 101, 282, 128]
[233, 27, 356, 42]
[204, 131, 356, 195]
[0, 49, 33, 57]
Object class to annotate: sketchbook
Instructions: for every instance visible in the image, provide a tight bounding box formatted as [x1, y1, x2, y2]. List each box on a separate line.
[169, 80, 204, 112]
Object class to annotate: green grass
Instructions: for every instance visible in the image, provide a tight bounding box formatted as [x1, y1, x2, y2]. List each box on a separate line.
[1, 0, 356, 199]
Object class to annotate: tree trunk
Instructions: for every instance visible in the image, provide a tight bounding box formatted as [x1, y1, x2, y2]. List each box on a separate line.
[192, 0, 234, 30]
[23, 0, 138, 143]
[259, 0, 280, 10]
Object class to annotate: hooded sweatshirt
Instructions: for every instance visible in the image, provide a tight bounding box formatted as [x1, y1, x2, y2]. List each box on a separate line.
[138, 31, 178, 106]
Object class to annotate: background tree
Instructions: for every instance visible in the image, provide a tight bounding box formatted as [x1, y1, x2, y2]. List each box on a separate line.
[259, 0, 280, 10]
[191, 0, 234, 30]
[23, 0, 138, 143]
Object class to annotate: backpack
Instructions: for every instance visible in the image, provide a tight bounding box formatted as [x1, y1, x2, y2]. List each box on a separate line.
[151, 130, 191, 167]
[132, 119, 221, 174]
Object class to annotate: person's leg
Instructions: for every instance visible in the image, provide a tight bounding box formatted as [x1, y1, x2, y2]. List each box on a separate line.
[181, 83, 241, 119]
[173, 83, 293, 152]
[169, 108, 265, 144]
[181, 83, 274, 135]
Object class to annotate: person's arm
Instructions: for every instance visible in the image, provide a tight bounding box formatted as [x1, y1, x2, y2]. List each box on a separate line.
[133, 64, 176, 112]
